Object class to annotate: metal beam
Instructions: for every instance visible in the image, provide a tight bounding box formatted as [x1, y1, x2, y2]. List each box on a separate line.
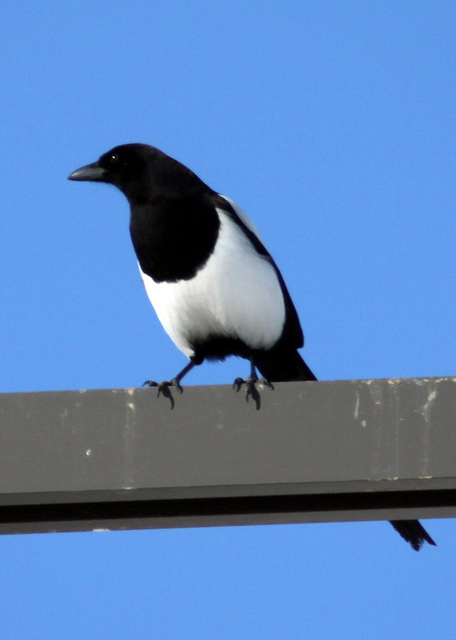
[0, 377, 455, 534]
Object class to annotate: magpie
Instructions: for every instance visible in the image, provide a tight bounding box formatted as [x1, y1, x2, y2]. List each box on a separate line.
[68, 143, 436, 551]
[68, 143, 316, 392]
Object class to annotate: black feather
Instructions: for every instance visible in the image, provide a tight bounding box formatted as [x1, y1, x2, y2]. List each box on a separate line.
[390, 520, 437, 551]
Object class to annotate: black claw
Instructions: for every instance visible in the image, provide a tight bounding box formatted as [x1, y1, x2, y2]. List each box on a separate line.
[142, 378, 184, 409]
[259, 378, 274, 391]
[244, 379, 256, 398]
[142, 379, 158, 388]
[233, 377, 245, 392]
[172, 378, 184, 394]
[156, 381, 171, 398]
[142, 379, 183, 393]
[157, 383, 175, 409]
[232, 375, 273, 411]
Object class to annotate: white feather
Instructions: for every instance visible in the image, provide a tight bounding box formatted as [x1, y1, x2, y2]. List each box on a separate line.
[218, 195, 262, 239]
[140, 204, 285, 358]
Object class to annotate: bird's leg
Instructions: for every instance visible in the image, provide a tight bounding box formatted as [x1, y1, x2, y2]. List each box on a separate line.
[143, 361, 196, 402]
[233, 360, 274, 409]
[233, 359, 258, 393]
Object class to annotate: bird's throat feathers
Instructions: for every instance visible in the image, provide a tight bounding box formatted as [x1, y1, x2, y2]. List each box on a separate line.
[129, 193, 221, 283]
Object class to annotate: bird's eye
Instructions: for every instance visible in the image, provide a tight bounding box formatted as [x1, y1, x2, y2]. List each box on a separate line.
[109, 153, 120, 164]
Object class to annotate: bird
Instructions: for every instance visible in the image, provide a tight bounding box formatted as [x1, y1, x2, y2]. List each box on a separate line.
[68, 143, 316, 394]
[68, 142, 436, 551]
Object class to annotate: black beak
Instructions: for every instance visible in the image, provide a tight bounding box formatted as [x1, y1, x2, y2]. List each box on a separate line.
[68, 161, 107, 182]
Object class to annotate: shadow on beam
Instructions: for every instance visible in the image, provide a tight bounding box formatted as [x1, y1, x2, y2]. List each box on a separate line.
[1, 489, 456, 535]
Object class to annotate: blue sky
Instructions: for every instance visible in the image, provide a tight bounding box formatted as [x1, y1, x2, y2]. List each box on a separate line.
[1, 2, 455, 638]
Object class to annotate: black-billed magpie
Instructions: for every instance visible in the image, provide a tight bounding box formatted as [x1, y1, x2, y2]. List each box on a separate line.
[68, 143, 436, 551]
[68, 143, 316, 391]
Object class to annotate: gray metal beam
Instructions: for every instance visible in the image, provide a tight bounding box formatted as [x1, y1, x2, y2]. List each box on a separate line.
[0, 377, 455, 534]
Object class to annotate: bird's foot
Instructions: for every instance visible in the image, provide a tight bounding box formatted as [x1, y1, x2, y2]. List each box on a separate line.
[142, 378, 183, 409]
[233, 375, 274, 410]
[233, 376, 274, 393]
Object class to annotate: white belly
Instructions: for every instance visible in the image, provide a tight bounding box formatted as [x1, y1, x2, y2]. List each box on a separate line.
[140, 208, 286, 358]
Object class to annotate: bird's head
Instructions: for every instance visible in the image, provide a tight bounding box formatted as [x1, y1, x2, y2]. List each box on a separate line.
[68, 143, 208, 203]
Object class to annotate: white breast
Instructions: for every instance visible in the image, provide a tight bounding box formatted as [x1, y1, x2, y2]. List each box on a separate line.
[140, 201, 286, 359]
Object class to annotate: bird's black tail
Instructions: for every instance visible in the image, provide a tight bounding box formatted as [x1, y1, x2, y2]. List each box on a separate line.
[390, 520, 437, 551]
[253, 349, 317, 383]
[254, 348, 436, 551]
